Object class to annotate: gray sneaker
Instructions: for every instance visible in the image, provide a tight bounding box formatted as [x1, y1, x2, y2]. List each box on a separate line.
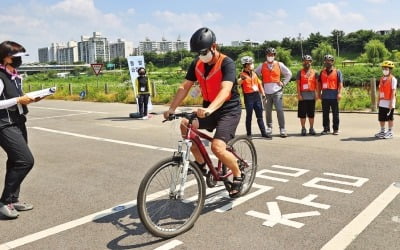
[321, 130, 330, 135]
[309, 128, 316, 135]
[266, 127, 272, 135]
[383, 131, 393, 139]
[375, 131, 386, 138]
[301, 128, 307, 136]
[13, 202, 33, 211]
[0, 202, 19, 219]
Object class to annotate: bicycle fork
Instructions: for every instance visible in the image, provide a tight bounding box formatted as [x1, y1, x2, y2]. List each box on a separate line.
[170, 139, 192, 199]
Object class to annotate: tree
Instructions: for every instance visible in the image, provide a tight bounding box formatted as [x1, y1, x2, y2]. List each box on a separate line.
[330, 30, 345, 57]
[179, 57, 193, 71]
[362, 39, 390, 66]
[304, 32, 327, 55]
[341, 30, 379, 54]
[385, 29, 400, 51]
[311, 42, 336, 66]
[276, 47, 292, 66]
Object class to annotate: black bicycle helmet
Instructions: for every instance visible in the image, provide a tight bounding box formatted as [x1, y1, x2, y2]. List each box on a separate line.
[324, 54, 335, 61]
[302, 55, 313, 61]
[137, 67, 146, 73]
[265, 47, 276, 55]
[190, 27, 216, 53]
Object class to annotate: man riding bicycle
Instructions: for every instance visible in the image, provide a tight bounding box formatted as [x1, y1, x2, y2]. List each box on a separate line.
[163, 27, 243, 198]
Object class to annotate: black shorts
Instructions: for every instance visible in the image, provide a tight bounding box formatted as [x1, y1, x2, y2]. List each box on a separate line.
[198, 106, 242, 143]
[378, 107, 394, 121]
[297, 100, 316, 118]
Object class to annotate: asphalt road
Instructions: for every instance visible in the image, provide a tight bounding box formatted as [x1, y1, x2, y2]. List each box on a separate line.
[0, 100, 399, 250]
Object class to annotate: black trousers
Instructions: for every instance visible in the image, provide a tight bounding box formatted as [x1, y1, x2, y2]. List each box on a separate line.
[321, 99, 339, 131]
[244, 92, 266, 135]
[138, 94, 150, 116]
[0, 122, 34, 204]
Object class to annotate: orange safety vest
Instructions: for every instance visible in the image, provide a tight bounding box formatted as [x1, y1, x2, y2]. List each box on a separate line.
[299, 69, 317, 92]
[379, 75, 394, 100]
[261, 61, 281, 83]
[320, 68, 338, 90]
[194, 54, 230, 102]
[240, 71, 261, 94]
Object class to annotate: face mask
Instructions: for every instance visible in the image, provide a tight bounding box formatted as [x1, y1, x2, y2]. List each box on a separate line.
[10, 56, 22, 68]
[139, 71, 145, 76]
[266, 56, 274, 63]
[199, 51, 213, 63]
[249, 64, 254, 70]
[382, 69, 390, 76]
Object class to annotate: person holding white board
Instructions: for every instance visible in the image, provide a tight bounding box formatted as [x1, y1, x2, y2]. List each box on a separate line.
[0, 41, 46, 219]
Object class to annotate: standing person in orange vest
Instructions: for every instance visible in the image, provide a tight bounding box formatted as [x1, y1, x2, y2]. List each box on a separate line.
[375, 61, 397, 139]
[318, 54, 343, 135]
[296, 55, 319, 136]
[255, 47, 292, 138]
[238, 56, 269, 138]
[164, 27, 244, 198]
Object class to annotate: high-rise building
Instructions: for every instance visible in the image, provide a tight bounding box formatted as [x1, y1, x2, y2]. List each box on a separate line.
[78, 32, 110, 64]
[38, 47, 49, 63]
[57, 41, 79, 64]
[138, 36, 188, 55]
[109, 38, 133, 59]
[231, 39, 260, 47]
[38, 42, 65, 63]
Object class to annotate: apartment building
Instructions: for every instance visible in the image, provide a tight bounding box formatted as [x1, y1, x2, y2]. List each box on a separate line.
[78, 32, 110, 64]
[138, 36, 188, 55]
[109, 38, 134, 59]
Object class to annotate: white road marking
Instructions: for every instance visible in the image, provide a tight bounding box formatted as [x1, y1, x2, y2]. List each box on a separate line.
[246, 201, 321, 228]
[29, 127, 176, 152]
[29, 106, 109, 114]
[154, 240, 183, 250]
[29, 113, 89, 121]
[0, 200, 137, 250]
[321, 183, 400, 250]
[276, 194, 331, 209]
[303, 173, 369, 194]
[214, 183, 273, 212]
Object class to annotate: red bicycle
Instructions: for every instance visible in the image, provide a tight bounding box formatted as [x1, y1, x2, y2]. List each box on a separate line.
[137, 112, 258, 238]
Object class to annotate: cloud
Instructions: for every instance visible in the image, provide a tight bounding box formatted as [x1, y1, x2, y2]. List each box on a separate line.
[365, 0, 387, 3]
[307, 2, 364, 23]
[0, 0, 136, 62]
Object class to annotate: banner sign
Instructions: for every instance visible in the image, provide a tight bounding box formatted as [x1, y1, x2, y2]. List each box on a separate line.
[127, 56, 145, 96]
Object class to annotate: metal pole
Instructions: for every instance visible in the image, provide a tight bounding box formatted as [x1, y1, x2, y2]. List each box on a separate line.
[298, 33, 303, 57]
[336, 31, 340, 57]
[370, 77, 377, 112]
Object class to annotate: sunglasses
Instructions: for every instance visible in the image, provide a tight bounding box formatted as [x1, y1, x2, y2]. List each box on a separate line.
[198, 49, 210, 56]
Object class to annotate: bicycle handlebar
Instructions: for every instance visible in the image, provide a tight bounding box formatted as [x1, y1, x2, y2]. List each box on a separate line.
[163, 112, 198, 123]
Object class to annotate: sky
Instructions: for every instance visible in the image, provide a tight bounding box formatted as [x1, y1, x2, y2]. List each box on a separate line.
[0, 0, 398, 62]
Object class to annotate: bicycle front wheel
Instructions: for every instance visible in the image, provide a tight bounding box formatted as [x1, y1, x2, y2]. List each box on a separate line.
[137, 157, 206, 238]
[228, 135, 258, 195]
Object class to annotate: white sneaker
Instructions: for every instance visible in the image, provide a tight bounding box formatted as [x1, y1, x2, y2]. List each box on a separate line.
[0, 202, 19, 218]
[383, 131, 393, 139]
[266, 127, 272, 135]
[280, 128, 287, 138]
[141, 116, 148, 120]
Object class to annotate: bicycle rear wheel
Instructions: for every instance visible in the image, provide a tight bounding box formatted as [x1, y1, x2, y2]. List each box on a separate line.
[137, 157, 206, 238]
[228, 135, 258, 195]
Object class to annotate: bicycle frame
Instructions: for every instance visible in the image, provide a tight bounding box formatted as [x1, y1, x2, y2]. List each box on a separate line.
[183, 122, 233, 181]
